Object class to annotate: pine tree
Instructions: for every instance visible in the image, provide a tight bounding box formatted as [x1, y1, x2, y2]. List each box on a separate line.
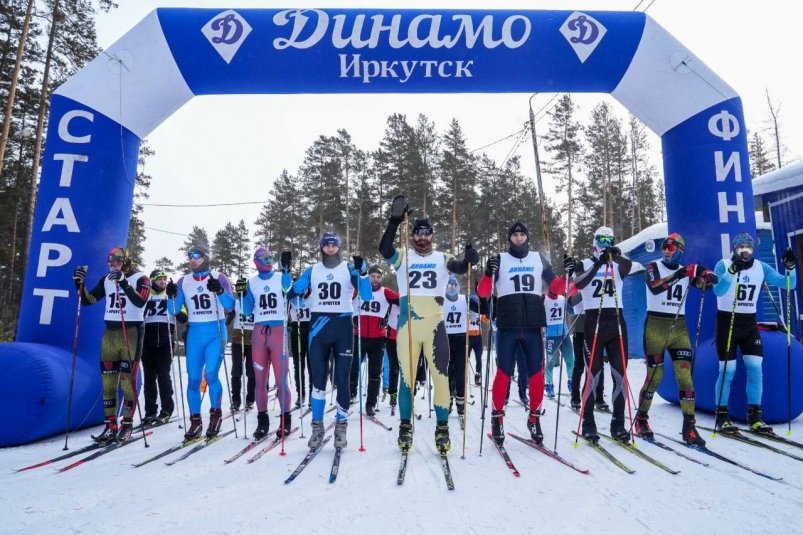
[212, 222, 244, 277]
[374, 113, 428, 217]
[542, 94, 583, 254]
[127, 141, 153, 268]
[153, 256, 174, 273]
[435, 118, 477, 254]
[748, 130, 776, 178]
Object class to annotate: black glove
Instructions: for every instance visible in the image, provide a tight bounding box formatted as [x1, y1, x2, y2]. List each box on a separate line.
[695, 270, 718, 289]
[207, 276, 224, 295]
[607, 246, 621, 261]
[280, 251, 292, 271]
[782, 247, 797, 270]
[485, 255, 500, 276]
[464, 243, 480, 266]
[598, 250, 610, 265]
[728, 255, 748, 274]
[166, 279, 178, 298]
[388, 194, 409, 225]
[563, 255, 576, 277]
[352, 255, 365, 273]
[235, 277, 247, 296]
[107, 270, 124, 283]
[72, 265, 87, 288]
[118, 276, 130, 290]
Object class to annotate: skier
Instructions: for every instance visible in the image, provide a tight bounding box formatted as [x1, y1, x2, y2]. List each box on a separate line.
[443, 275, 469, 416]
[288, 283, 311, 408]
[563, 226, 634, 442]
[142, 269, 183, 425]
[238, 248, 293, 440]
[568, 299, 606, 410]
[634, 233, 714, 446]
[478, 221, 556, 446]
[288, 232, 371, 450]
[711, 233, 797, 432]
[226, 297, 255, 412]
[543, 276, 577, 399]
[379, 196, 478, 454]
[166, 244, 234, 440]
[350, 265, 399, 416]
[72, 247, 150, 442]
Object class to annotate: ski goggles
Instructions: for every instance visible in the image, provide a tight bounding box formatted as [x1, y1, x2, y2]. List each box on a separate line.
[254, 252, 273, 265]
[187, 251, 205, 260]
[107, 254, 124, 263]
[661, 243, 679, 253]
[413, 227, 434, 236]
[595, 235, 615, 247]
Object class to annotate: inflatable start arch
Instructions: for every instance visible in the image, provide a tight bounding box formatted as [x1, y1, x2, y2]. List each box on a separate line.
[3, 8, 791, 446]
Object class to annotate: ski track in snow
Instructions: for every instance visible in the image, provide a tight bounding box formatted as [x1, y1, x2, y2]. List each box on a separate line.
[3, 359, 803, 534]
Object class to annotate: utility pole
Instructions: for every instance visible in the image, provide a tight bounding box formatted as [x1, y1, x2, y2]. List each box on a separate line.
[528, 94, 551, 259]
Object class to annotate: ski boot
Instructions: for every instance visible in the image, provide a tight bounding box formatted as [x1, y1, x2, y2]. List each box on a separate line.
[435, 421, 450, 453]
[491, 410, 505, 445]
[474, 373, 482, 387]
[117, 418, 134, 442]
[567, 379, 573, 393]
[230, 398, 241, 412]
[245, 401, 254, 411]
[93, 416, 119, 444]
[519, 390, 530, 406]
[570, 398, 581, 410]
[365, 403, 376, 417]
[334, 420, 348, 449]
[581, 417, 599, 443]
[456, 396, 465, 417]
[610, 417, 630, 443]
[156, 410, 172, 425]
[714, 406, 736, 433]
[545, 383, 555, 399]
[276, 412, 292, 438]
[633, 411, 654, 439]
[527, 411, 544, 445]
[389, 393, 397, 408]
[595, 400, 610, 412]
[184, 414, 203, 441]
[142, 413, 158, 427]
[253, 412, 270, 440]
[747, 404, 773, 433]
[398, 419, 413, 452]
[206, 408, 223, 439]
[682, 414, 706, 447]
[308, 420, 325, 450]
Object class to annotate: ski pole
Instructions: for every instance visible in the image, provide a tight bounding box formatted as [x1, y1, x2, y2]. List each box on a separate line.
[608, 258, 636, 444]
[116, 280, 149, 447]
[63, 268, 86, 450]
[165, 296, 182, 429]
[479, 273, 495, 456]
[574, 262, 609, 447]
[403, 212, 416, 431]
[462, 262, 472, 460]
[690, 287, 706, 376]
[552, 273, 572, 453]
[280, 298, 290, 456]
[357, 293, 366, 452]
[786, 270, 792, 436]
[212, 284, 238, 438]
[715, 270, 742, 433]
[296, 297, 306, 438]
[238, 293, 248, 439]
[171, 295, 188, 432]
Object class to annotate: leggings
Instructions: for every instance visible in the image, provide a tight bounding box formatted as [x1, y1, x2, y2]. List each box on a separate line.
[493, 327, 544, 413]
[309, 313, 354, 421]
[185, 321, 226, 413]
[251, 324, 291, 413]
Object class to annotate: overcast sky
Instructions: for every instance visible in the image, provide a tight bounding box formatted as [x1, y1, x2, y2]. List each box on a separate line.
[90, 0, 803, 272]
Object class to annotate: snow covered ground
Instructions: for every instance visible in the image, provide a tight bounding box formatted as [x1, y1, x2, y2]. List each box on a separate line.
[4, 358, 803, 535]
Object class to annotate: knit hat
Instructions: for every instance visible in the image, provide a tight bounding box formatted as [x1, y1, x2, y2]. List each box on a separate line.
[507, 221, 529, 240]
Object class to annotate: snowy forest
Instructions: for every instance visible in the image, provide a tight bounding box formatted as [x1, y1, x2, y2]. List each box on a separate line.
[0, 0, 788, 337]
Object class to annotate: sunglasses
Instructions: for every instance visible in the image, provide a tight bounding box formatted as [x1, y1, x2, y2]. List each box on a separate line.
[255, 255, 273, 265]
[187, 251, 204, 260]
[414, 228, 434, 236]
[661, 243, 678, 253]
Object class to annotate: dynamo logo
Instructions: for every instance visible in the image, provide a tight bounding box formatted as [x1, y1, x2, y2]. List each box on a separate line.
[202, 10, 252, 64]
[196, 286, 204, 293]
[559, 12, 606, 64]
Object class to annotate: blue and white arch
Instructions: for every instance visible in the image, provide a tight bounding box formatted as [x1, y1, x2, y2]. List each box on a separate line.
[0, 8, 755, 445]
